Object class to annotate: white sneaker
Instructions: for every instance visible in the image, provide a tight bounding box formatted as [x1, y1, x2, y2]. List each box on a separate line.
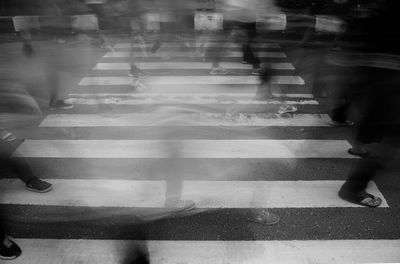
[165, 200, 196, 211]
[278, 105, 297, 114]
[251, 209, 280, 225]
[210, 67, 229, 75]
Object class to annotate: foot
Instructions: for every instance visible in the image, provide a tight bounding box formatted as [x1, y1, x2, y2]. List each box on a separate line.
[251, 68, 263, 76]
[278, 105, 297, 114]
[1, 130, 16, 142]
[339, 189, 382, 207]
[49, 100, 74, 110]
[130, 78, 146, 92]
[26, 179, 53, 193]
[329, 119, 354, 127]
[210, 67, 229, 75]
[100, 44, 115, 52]
[251, 209, 280, 225]
[348, 147, 376, 158]
[165, 199, 196, 211]
[0, 237, 22, 260]
[129, 69, 149, 78]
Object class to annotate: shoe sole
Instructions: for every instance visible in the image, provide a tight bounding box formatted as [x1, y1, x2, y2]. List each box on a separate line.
[338, 190, 382, 207]
[0, 255, 19, 260]
[26, 186, 53, 193]
[250, 216, 280, 225]
[329, 121, 354, 127]
[49, 106, 74, 111]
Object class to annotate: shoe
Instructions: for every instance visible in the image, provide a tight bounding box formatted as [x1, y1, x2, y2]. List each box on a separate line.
[100, 44, 115, 52]
[210, 67, 229, 75]
[1, 130, 16, 142]
[348, 147, 377, 159]
[0, 238, 22, 260]
[129, 69, 149, 78]
[339, 188, 382, 207]
[26, 179, 53, 193]
[49, 100, 74, 110]
[329, 119, 354, 127]
[278, 105, 297, 114]
[165, 199, 196, 211]
[133, 82, 147, 92]
[251, 68, 263, 76]
[251, 209, 280, 225]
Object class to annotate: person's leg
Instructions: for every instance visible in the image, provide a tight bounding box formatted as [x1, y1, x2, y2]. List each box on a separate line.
[339, 157, 383, 207]
[6, 157, 52, 193]
[0, 182, 21, 260]
[129, 21, 147, 91]
[242, 23, 261, 73]
[331, 98, 351, 123]
[208, 20, 232, 75]
[47, 66, 73, 110]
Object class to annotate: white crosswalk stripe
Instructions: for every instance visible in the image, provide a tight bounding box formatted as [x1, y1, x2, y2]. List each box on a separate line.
[40, 113, 330, 127]
[78, 76, 305, 86]
[94, 62, 296, 70]
[103, 51, 287, 58]
[113, 42, 281, 49]
[66, 93, 317, 105]
[0, 179, 386, 208]
[11, 239, 400, 264]
[13, 139, 356, 158]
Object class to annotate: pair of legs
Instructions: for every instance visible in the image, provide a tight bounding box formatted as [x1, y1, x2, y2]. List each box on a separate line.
[0, 155, 52, 193]
[339, 66, 400, 206]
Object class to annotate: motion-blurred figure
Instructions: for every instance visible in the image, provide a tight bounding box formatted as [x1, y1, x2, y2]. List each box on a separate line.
[330, 0, 400, 206]
[20, 29, 74, 110]
[0, 81, 52, 192]
[207, 0, 262, 75]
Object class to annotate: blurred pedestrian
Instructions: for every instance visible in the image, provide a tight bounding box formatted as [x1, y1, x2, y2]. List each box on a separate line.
[336, 0, 400, 206]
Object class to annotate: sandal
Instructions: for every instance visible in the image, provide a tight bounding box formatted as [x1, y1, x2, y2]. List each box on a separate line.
[339, 189, 382, 207]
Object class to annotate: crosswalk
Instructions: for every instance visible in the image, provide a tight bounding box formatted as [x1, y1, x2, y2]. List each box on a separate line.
[3, 38, 399, 263]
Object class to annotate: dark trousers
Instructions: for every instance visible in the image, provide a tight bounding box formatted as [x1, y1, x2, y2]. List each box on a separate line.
[0, 156, 37, 185]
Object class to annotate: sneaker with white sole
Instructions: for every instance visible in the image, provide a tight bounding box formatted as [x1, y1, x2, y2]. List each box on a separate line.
[49, 100, 74, 110]
[1, 130, 16, 142]
[251, 209, 280, 225]
[0, 238, 22, 260]
[210, 67, 229, 75]
[278, 105, 297, 114]
[26, 179, 53, 193]
[251, 68, 263, 75]
[165, 199, 196, 211]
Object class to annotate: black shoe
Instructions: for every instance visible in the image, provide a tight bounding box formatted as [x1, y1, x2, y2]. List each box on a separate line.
[0, 239, 22, 260]
[49, 100, 74, 110]
[26, 179, 53, 193]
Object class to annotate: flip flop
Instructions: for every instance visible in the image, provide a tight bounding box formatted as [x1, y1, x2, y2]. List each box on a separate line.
[359, 194, 382, 207]
[339, 189, 382, 207]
